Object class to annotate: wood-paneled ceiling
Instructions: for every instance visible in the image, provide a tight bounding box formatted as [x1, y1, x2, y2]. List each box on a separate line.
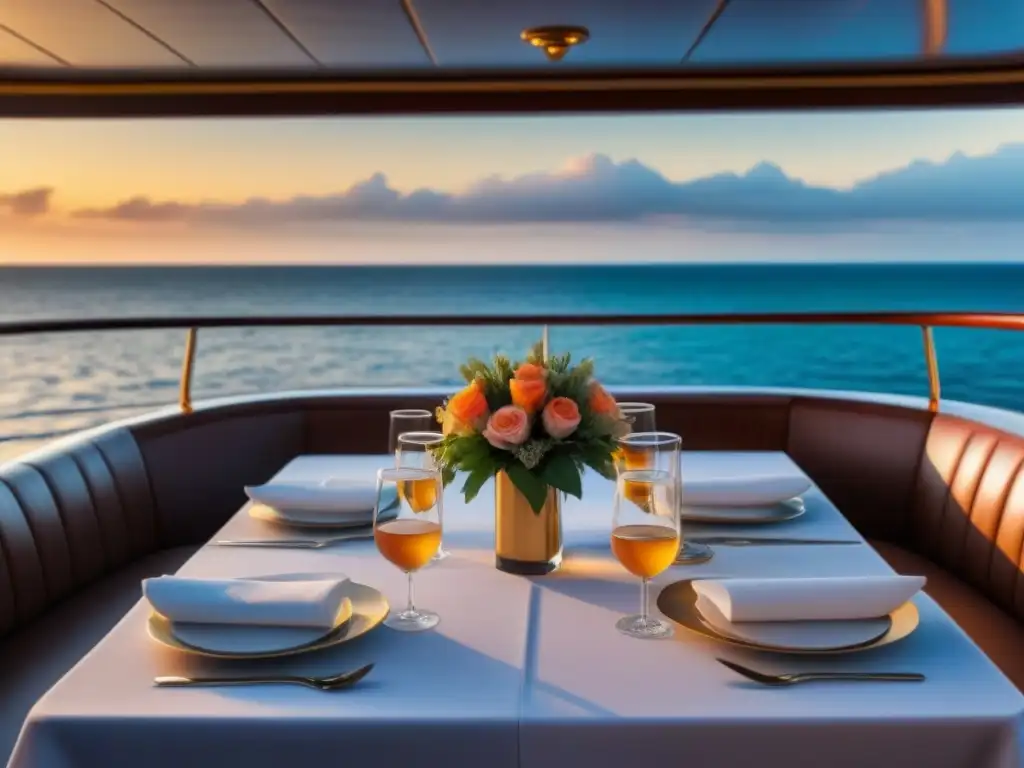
[1, 0, 1021, 71]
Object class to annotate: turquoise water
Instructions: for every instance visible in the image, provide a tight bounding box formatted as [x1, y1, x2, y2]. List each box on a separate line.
[1, 263, 1022, 457]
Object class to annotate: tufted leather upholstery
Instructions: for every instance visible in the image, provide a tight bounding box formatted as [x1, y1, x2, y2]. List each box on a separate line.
[907, 414, 1024, 621]
[0, 428, 162, 637]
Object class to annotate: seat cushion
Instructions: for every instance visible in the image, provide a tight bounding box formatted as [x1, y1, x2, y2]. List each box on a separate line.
[871, 539, 1024, 691]
[0, 545, 195, 764]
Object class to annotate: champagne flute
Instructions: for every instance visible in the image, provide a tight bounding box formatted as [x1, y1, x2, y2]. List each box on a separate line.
[614, 402, 658, 474]
[396, 431, 450, 561]
[374, 467, 443, 632]
[616, 405, 712, 566]
[612, 432, 682, 639]
[618, 402, 656, 434]
[388, 409, 434, 454]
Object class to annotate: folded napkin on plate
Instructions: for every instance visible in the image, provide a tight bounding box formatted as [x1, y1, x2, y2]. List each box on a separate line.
[245, 480, 377, 513]
[692, 575, 925, 623]
[143, 575, 351, 628]
[682, 474, 811, 507]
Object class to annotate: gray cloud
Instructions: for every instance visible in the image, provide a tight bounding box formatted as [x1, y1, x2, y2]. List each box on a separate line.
[1, 187, 53, 217]
[69, 143, 1024, 226]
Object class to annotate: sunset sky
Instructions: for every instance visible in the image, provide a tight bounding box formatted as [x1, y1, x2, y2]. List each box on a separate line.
[4, 107, 1024, 264]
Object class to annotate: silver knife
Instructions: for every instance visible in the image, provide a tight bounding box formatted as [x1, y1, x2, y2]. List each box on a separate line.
[212, 530, 375, 549]
[687, 536, 862, 546]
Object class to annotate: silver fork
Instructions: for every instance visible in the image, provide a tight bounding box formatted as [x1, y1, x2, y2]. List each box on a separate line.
[155, 663, 374, 691]
[212, 530, 375, 549]
[717, 658, 925, 686]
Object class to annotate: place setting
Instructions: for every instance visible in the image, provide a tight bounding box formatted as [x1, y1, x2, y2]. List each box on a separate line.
[605, 426, 928, 685]
[613, 403, 854, 564]
[142, 459, 450, 689]
[216, 409, 449, 556]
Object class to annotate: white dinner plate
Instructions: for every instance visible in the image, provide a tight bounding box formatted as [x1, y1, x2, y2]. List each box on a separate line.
[680, 497, 805, 524]
[148, 574, 390, 659]
[694, 595, 892, 651]
[249, 484, 398, 529]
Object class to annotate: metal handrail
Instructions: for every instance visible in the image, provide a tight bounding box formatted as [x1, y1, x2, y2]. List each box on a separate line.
[4, 310, 1023, 414]
[2, 311, 1023, 335]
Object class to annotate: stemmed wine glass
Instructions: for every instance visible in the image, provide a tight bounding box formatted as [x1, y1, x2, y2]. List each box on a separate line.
[618, 402, 656, 433]
[396, 431, 450, 561]
[611, 432, 682, 639]
[374, 466, 443, 632]
[616, 403, 712, 566]
[388, 409, 434, 454]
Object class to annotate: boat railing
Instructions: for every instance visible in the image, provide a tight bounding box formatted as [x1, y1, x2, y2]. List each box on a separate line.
[3, 311, 1024, 417]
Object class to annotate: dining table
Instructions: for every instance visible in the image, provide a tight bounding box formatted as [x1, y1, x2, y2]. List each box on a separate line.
[8, 451, 1024, 768]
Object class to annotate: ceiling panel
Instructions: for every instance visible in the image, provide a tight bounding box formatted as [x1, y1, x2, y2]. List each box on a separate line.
[0, 25, 62, 65]
[942, 0, 1024, 56]
[691, 0, 1024, 64]
[692, 0, 924, 64]
[102, 0, 314, 67]
[0, 0, 185, 66]
[410, 0, 722, 66]
[261, 0, 430, 67]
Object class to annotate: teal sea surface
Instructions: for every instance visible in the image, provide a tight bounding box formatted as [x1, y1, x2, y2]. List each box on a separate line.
[1, 263, 1022, 459]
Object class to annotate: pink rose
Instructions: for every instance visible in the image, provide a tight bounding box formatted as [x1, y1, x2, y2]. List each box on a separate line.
[483, 405, 530, 449]
[542, 397, 581, 439]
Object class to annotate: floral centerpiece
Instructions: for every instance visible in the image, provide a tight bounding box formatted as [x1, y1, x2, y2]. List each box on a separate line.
[433, 342, 627, 574]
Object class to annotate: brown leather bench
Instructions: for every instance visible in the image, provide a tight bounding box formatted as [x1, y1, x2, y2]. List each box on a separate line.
[1, 389, 1023, 762]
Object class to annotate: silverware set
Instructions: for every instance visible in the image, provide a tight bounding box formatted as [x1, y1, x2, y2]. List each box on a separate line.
[153, 658, 925, 690]
[212, 533, 862, 550]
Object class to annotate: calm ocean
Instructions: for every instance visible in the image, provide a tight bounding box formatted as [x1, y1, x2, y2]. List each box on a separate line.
[1, 263, 1023, 460]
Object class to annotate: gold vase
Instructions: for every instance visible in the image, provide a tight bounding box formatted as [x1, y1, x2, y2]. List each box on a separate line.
[494, 471, 563, 575]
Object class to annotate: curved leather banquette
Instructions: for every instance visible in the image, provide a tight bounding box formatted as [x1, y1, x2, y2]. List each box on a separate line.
[1, 388, 1023, 760]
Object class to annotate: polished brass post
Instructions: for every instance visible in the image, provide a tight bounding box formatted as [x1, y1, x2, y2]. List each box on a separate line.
[921, 325, 940, 412]
[179, 327, 198, 414]
[541, 324, 550, 361]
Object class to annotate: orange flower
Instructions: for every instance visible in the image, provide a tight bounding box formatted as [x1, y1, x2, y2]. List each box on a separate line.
[510, 377, 547, 414]
[444, 379, 489, 435]
[514, 362, 547, 381]
[483, 405, 530, 449]
[588, 380, 619, 417]
[542, 397, 581, 439]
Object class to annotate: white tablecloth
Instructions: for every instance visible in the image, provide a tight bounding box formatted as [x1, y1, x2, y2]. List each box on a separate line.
[9, 453, 1023, 768]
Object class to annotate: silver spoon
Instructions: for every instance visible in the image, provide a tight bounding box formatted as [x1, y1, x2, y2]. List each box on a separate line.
[155, 663, 374, 691]
[717, 658, 924, 686]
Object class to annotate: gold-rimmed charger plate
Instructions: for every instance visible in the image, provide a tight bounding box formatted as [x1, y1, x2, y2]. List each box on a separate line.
[656, 578, 919, 655]
[147, 576, 389, 660]
[680, 497, 805, 525]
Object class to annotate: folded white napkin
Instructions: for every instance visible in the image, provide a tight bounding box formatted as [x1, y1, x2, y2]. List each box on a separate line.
[692, 575, 925, 623]
[682, 474, 811, 507]
[244, 480, 377, 513]
[143, 575, 351, 629]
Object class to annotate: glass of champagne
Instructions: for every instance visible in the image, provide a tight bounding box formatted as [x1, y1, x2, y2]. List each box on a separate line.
[374, 467, 443, 632]
[611, 432, 682, 639]
[618, 402, 657, 434]
[396, 431, 450, 561]
[614, 402, 658, 473]
[388, 409, 434, 454]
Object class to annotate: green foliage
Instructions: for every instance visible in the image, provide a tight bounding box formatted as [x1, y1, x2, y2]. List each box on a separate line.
[434, 341, 626, 514]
